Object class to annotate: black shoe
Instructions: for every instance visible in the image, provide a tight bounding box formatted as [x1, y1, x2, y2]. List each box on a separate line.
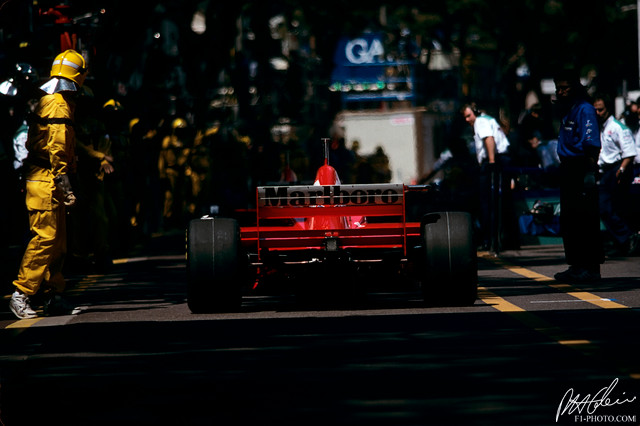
[628, 233, 640, 256]
[554, 267, 601, 283]
[605, 243, 628, 257]
[44, 295, 82, 316]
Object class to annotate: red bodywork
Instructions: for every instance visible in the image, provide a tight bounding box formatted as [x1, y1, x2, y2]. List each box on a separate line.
[240, 172, 424, 264]
[185, 162, 478, 311]
[187, 161, 476, 311]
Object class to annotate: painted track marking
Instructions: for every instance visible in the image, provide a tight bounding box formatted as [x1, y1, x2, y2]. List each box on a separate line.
[479, 252, 629, 310]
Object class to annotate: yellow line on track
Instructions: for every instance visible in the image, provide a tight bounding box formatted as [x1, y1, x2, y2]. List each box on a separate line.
[477, 285, 639, 377]
[479, 253, 629, 309]
[5, 318, 43, 329]
[477, 287, 524, 312]
[477, 252, 639, 379]
[479, 286, 590, 343]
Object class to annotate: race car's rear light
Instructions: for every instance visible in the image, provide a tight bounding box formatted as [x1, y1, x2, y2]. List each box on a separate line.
[324, 236, 339, 252]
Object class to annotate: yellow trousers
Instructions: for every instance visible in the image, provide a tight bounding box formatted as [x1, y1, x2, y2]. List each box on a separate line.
[13, 184, 67, 296]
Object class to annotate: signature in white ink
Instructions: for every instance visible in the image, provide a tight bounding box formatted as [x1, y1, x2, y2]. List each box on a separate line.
[556, 378, 637, 422]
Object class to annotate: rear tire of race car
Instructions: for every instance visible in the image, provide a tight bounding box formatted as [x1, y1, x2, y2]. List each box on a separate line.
[187, 217, 243, 313]
[421, 211, 477, 306]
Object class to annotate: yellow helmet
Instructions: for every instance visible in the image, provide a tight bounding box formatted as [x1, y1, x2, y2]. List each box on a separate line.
[172, 118, 187, 129]
[129, 117, 140, 133]
[103, 99, 123, 110]
[50, 50, 88, 87]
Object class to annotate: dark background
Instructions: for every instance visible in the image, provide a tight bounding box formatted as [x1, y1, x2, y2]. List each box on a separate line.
[2, 0, 639, 124]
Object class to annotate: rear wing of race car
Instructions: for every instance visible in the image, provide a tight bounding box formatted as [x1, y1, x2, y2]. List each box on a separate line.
[257, 183, 405, 219]
[241, 183, 422, 258]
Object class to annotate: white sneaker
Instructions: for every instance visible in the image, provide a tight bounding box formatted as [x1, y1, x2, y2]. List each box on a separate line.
[9, 291, 38, 319]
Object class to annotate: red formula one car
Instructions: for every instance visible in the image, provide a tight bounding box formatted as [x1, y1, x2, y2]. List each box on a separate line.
[186, 159, 477, 313]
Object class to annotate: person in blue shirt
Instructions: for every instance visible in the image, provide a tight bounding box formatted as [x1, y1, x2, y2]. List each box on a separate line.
[553, 69, 604, 283]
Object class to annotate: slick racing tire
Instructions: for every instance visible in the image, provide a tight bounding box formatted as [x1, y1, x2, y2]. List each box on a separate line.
[421, 211, 477, 306]
[187, 217, 243, 313]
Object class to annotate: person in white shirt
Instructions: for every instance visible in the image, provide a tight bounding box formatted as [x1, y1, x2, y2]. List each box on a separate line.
[463, 104, 511, 165]
[462, 102, 513, 253]
[593, 93, 639, 255]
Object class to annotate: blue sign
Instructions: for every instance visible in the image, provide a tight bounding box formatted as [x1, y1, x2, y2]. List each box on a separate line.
[330, 33, 415, 104]
[334, 33, 386, 66]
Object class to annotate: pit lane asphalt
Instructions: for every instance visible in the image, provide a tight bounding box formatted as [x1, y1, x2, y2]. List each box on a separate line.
[1, 232, 639, 426]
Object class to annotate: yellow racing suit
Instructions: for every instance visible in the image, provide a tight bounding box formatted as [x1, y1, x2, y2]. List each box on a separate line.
[13, 92, 76, 296]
